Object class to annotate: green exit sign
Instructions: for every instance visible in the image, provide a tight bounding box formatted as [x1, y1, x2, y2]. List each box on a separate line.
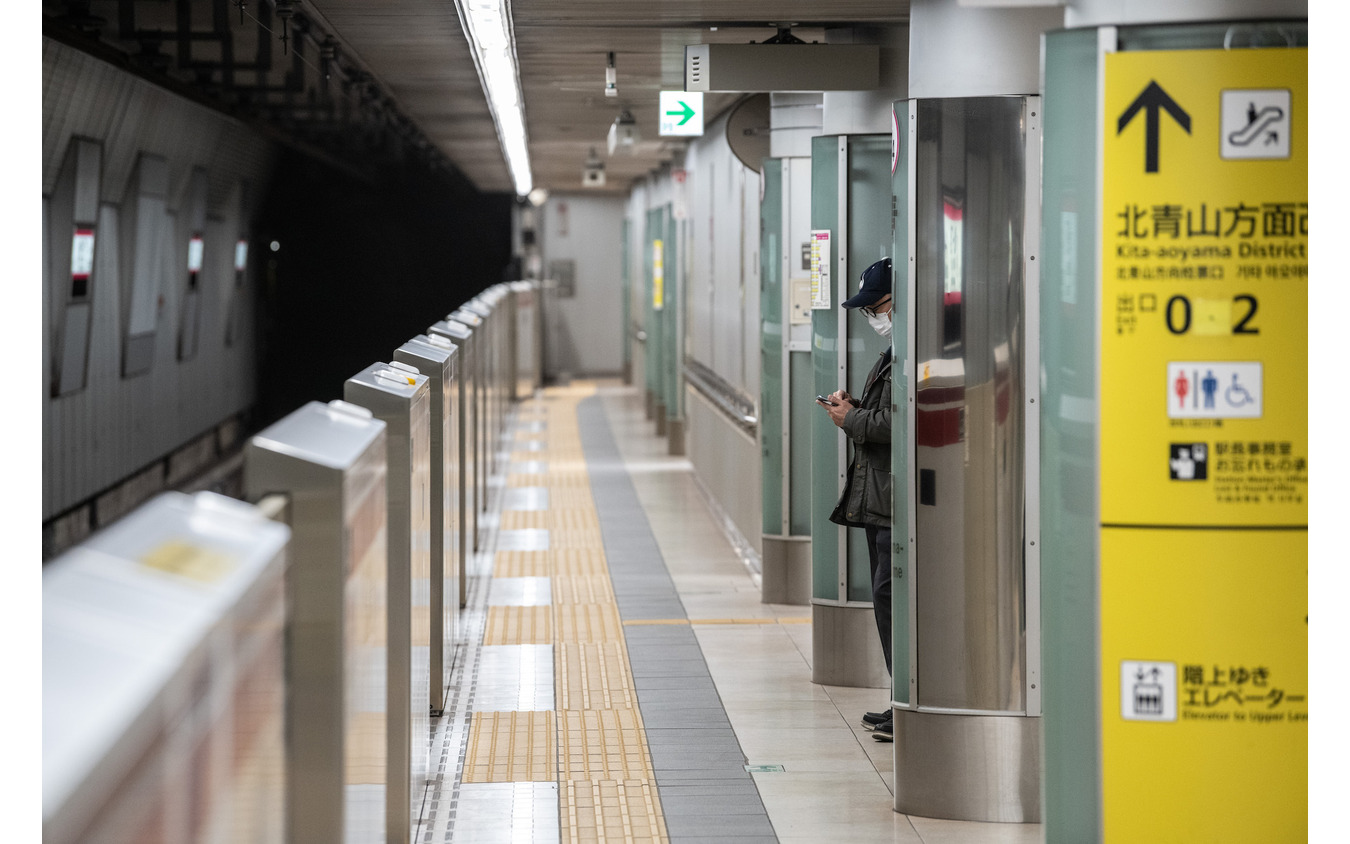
[659, 91, 704, 137]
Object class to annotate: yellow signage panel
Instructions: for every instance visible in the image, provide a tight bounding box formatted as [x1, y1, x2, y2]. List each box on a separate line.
[1100, 48, 1307, 527]
[653, 238, 665, 310]
[1099, 47, 1307, 841]
[1100, 528, 1307, 841]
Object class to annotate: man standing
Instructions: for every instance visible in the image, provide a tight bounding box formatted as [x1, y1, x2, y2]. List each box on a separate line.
[817, 257, 895, 742]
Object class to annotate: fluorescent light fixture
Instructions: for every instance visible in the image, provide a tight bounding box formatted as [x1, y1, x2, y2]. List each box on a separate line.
[456, 0, 532, 196]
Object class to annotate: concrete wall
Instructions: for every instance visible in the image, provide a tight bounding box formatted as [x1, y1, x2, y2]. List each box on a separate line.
[538, 194, 626, 378]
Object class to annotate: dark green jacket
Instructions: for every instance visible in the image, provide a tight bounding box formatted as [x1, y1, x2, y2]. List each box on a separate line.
[829, 348, 893, 528]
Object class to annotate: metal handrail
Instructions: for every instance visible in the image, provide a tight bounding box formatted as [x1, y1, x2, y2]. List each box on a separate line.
[682, 358, 757, 434]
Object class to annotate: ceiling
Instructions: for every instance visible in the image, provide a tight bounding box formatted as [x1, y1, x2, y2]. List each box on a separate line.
[304, 1, 911, 196]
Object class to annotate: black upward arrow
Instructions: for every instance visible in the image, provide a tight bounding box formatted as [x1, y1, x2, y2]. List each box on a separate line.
[1117, 81, 1191, 173]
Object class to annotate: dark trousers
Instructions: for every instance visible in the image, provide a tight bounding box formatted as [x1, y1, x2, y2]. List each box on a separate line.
[864, 524, 893, 675]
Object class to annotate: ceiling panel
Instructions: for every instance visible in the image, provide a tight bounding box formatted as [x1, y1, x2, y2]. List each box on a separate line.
[307, 0, 908, 195]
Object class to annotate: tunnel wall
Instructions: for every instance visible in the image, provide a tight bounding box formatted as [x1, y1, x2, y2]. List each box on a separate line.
[42, 38, 276, 522]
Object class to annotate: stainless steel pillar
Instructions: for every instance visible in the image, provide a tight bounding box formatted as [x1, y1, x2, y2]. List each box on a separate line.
[433, 317, 478, 561]
[43, 492, 289, 844]
[245, 400, 389, 844]
[394, 336, 461, 715]
[452, 307, 491, 538]
[344, 362, 432, 844]
[892, 92, 1043, 825]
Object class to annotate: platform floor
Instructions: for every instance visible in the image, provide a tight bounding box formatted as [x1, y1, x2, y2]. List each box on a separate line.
[414, 381, 1044, 843]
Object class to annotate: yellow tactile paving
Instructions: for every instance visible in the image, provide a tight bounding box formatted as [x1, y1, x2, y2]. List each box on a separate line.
[554, 603, 625, 644]
[553, 575, 617, 607]
[413, 604, 431, 646]
[494, 550, 550, 578]
[550, 547, 609, 577]
[550, 529, 607, 549]
[462, 711, 556, 783]
[556, 643, 636, 711]
[551, 509, 601, 531]
[346, 710, 386, 785]
[483, 605, 553, 645]
[513, 450, 555, 463]
[500, 510, 550, 530]
[541, 476, 593, 490]
[561, 780, 666, 844]
[557, 708, 652, 781]
[468, 382, 668, 842]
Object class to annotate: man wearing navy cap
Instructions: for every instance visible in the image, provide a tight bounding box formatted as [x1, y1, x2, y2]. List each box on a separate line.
[816, 257, 895, 742]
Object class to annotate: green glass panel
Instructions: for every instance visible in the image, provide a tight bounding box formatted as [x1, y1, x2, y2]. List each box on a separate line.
[845, 134, 894, 603]
[761, 160, 784, 535]
[644, 208, 658, 395]
[1041, 27, 1103, 844]
[665, 208, 680, 418]
[890, 101, 911, 705]
[788, 352, 814, 535]
[621, 219, 631, 369]
[810, 135, 842, 601]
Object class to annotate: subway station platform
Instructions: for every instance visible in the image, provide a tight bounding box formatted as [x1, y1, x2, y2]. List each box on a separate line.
[418, 380, 1042, 843]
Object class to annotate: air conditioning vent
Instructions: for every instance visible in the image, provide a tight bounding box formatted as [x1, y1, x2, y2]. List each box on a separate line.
[683, 43, 878, 93]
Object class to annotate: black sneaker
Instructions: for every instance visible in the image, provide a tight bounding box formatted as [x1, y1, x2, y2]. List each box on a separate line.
[861, 710, 889, 729]
[872, 719, 894, 742]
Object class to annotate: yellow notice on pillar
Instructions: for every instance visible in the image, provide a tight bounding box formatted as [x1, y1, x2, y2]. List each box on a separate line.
[1100, 48, 1307, 527]
[653, 239, 665, 310]
[1099, 47, 1307, 842]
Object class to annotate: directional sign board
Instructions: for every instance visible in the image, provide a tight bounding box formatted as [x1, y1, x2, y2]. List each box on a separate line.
[659, 91, 703, 137]
[1098, 47, 1306, 842]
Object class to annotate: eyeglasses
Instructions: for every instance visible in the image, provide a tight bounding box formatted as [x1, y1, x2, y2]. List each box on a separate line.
[861, 296, 892, 318]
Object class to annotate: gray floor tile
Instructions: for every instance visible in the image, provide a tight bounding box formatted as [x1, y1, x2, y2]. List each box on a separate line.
[659, 793, 776, 815]
[664, 813, 776, 837]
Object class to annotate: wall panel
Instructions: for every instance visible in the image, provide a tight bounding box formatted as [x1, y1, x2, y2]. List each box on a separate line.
[42, 38, 275, 520]
[538, 195, 625, 377]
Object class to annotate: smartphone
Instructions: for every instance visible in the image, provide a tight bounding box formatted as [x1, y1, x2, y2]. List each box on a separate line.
[815, 395, 838, 406]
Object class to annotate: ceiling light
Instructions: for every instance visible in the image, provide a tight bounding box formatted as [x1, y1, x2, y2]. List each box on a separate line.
[583, 147, 606, 187]
[605, 52, 618, 97]
[455, 0, 532, 196]
[607, 110, 639, 156]
[527, 188, 549, 206]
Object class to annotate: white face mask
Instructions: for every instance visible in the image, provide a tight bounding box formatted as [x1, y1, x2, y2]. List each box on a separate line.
[866, 310, 892, 338]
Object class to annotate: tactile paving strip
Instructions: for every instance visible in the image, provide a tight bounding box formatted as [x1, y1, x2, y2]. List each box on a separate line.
[501, 510, 549, 530]
[553, 576, 618, 607]
[553, 604, 625, 644]
[458, 383, 670, 842]
[561, 780, 665, 844]
[556, 643, 637, 711]
[542, 383, 669, 843]
[557, 709, 652, 781]
[462, 711, 556, 783]
[493, 550, 550, 578]
[483, 605, 553, 646]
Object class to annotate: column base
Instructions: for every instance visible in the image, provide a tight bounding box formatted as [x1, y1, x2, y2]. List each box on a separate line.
[893, 707, 1041, 823]
[810, 602, 890, 688]
[761, 535, 811, 605]
[666, 417, 685, 456]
